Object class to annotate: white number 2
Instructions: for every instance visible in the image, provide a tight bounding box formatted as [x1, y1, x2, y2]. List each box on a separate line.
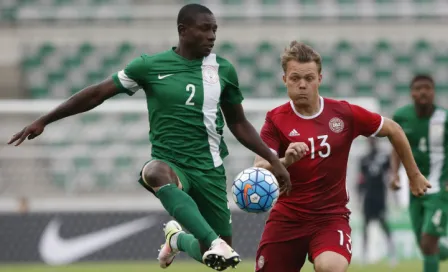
[338, 230, 352, 254]
[308, 135, 331, 159]
[186, 84, 195, 105]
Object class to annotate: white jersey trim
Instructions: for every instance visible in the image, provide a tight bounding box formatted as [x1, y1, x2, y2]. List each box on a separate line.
[117, 70, 142, 93]
[290, 96, 324, 120]
[201, 54, 223, 167]
[369, 116, 384, 137]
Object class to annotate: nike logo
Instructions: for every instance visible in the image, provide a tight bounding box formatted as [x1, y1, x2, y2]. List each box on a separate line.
[158, 74, 174, 79]
[243, 184, 253, 206]
[38, 216, 157, 265]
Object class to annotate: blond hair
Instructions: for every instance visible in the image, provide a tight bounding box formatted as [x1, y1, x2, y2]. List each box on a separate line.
[281, 41, 322, 73]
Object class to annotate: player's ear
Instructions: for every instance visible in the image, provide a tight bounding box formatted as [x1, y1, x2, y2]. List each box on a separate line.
[283, 74, 287, 85]
[318, 74, 323, 84]
[178, 23, 186, 37]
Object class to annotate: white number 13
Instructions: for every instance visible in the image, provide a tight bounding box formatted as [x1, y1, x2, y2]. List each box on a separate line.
[186, 84, 195, 106]
[308, 135, 331, 159]
[338, 230, 352, 254]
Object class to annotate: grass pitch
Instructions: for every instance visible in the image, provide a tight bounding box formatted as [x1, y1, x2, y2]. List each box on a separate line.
[1, 260, 447, 272]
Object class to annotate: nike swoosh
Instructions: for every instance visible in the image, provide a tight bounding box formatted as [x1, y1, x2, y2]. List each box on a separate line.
[158, 74, 174, 79]
[243, 184, 253, 206]
[38, 216, 157, 265]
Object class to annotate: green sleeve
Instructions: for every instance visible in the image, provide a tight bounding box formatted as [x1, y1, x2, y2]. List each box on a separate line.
[220, 63, 244, 105]
[112, 55, 148, 96]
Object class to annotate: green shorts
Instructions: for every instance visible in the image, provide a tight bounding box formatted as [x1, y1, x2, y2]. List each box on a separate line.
[409, 193, 448, 241]
[137, 158, 232, 237]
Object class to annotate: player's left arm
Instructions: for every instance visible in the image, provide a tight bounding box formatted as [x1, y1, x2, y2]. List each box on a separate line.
[350, 103, 430, 196]
[220, 63, 291, 192]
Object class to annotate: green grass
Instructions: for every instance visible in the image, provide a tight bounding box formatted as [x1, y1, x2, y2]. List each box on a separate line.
[1, 261, 447, 272]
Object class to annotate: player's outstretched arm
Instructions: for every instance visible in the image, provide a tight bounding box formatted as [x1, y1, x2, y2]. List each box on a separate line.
[8, 78, 119, 146]
[376, 117, 431, 196]
[221, 103, 292, 194]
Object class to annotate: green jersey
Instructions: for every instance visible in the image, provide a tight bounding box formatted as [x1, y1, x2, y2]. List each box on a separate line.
[393, 104, 448, 194]
[112, 48, 244, 170]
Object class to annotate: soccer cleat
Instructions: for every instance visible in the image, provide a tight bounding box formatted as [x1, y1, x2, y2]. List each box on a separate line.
[202, 238, 241, 271]
[157, 220, 183, 268]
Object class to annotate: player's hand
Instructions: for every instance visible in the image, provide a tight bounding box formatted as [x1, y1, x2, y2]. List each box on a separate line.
[390, 174, 401, 191]
[408, 172, 431, 197]
[7, 120, 46, 146]
[270, 159, 291, 196]
[284, 142, 309, 167]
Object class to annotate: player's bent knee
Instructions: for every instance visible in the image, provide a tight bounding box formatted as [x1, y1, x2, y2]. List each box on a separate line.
[314, 251, 349, 272]
[141, 161, 181, 192]
[420, 234, 439, 255]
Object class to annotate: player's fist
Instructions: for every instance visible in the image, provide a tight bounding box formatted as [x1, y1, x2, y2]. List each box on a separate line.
[8, 120, 46, 146]
[409, 172, 431, 197]
[284, 142, 309, 167]
[270, 159, 292, 196]
[390, 174, 401, 191]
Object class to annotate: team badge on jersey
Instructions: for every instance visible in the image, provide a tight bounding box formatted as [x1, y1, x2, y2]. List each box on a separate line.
[329, 117, 344, 133]
[257, 255, 265, 269]
[202, 65, 219, 84]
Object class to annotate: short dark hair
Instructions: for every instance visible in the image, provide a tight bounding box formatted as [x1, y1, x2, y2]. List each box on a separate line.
[410, 74, 435, 88]
[281, 41, 322, 73]
[177, 4, 213, 26]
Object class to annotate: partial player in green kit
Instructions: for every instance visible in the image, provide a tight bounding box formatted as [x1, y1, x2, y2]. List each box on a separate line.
[391, 74, 448, 272]
[7, 4, 291, 271]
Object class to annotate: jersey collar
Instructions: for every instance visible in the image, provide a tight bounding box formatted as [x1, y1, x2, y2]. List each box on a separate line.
[290, 96, 324, 120]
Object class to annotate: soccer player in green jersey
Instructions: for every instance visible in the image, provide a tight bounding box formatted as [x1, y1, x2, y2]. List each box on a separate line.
[7, 4, 291, 271]
[391, 74, 448, 272]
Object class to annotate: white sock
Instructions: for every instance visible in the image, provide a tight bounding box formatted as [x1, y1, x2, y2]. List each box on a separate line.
[170, 231, 183, 250]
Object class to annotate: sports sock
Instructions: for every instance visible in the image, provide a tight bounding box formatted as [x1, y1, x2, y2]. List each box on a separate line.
[423, 254, 439, 272]
[439, 243, 448, 261]
[177, 232, 203, 263]
[156, 184, 218, 248]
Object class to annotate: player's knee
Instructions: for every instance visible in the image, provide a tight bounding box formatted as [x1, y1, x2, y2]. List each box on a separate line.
[142, 161, 180, 191]
[314, 251, 348, 272]
[420, 234, 439, 255]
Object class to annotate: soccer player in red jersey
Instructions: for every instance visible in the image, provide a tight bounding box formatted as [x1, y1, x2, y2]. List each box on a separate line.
[253, 41, 432, 272]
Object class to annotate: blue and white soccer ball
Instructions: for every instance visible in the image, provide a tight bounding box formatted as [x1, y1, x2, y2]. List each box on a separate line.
[232, 167, 280, 213]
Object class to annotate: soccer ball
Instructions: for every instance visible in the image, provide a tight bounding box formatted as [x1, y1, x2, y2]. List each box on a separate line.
[232, 167, 280, 213]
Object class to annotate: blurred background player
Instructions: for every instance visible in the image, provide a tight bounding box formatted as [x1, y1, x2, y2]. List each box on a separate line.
[391, 74, 448, 272]
[357, 137, 396, 265]
[6, 3, 290, 271]
[253, 42, 430, 272]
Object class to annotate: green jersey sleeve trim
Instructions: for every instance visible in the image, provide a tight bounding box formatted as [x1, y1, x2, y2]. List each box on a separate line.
[112, 55, 149, 96]
[111, 72, 134, 96]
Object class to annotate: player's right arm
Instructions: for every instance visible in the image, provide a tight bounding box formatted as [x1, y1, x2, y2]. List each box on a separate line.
[8, 56, 147, 146]
[389, 112, 403, 190]
[253, 112, 308, 193]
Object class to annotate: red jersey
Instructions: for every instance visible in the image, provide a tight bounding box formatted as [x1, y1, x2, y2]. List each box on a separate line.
[260, 96, 384, 220]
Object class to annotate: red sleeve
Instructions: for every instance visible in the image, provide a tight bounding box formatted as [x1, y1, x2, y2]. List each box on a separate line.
[348, 103, 384, 138]
[260, 112, 281, 156]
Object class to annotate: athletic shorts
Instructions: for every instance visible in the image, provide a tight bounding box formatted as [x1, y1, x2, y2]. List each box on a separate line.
[137, 158, 232, 237]
[409, 194, 448, 241]
[255, 216, 352, 272]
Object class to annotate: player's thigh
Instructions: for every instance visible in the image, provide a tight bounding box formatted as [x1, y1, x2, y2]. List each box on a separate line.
[408, 196, 425, 243]
[255, 240, 308, 272]
[422, 205, 448, 238]
[309, 217, 352, 271]
[138, 159, 190, 193]
[189, 165, 232, 237]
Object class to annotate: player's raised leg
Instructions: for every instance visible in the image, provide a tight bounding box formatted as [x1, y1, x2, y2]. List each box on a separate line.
[140, 160, 220, 267]
[310, 218, 352, 272]
[188, 165, 240, 269]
